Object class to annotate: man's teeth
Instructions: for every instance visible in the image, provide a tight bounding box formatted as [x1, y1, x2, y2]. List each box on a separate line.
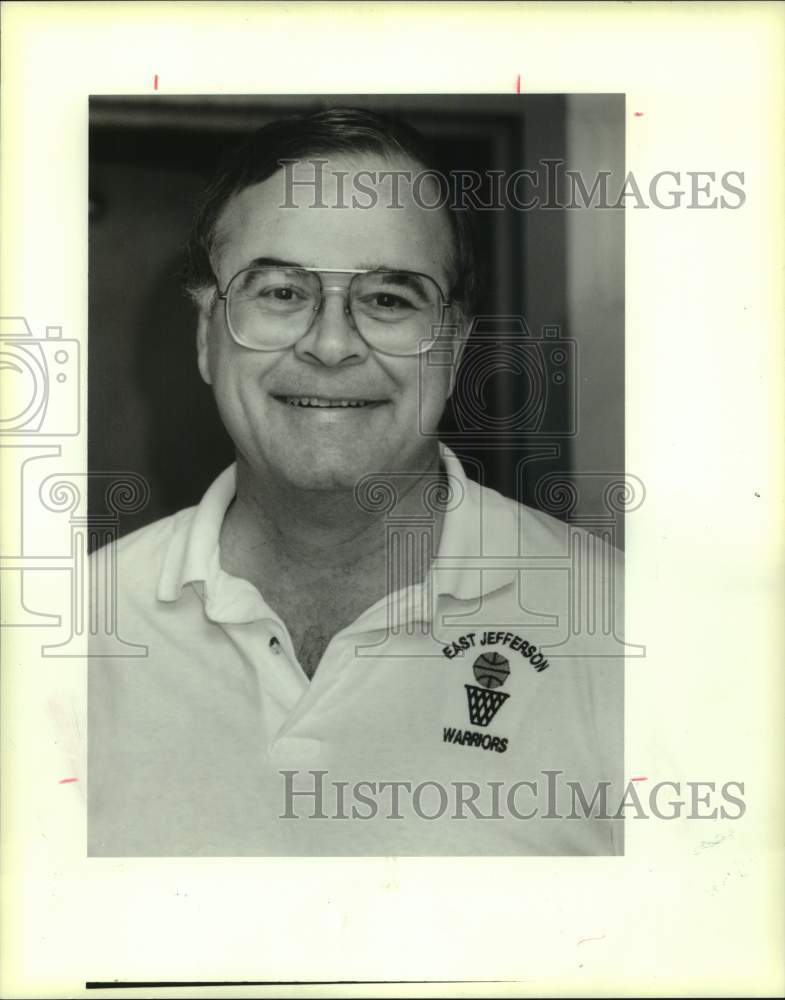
[284, 397, 372, 408]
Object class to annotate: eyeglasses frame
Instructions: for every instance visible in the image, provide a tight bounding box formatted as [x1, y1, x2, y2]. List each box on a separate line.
[215, 265, 454, 356]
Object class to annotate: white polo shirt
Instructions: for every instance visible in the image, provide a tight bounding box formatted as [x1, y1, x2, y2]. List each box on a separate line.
[88, 448, 625, 856]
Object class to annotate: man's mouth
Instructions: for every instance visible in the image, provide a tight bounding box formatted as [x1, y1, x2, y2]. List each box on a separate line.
[274, 396, 384, 409]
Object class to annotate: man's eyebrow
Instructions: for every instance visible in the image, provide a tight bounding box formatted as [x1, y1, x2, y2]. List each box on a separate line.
[368, 270, 426, 285]
[362, 270, 434, 298]
[245, 255, 304, 269]
[245, 258, 417, 271]
[355, 263, 420, 275]
[240, 259, 439, 293]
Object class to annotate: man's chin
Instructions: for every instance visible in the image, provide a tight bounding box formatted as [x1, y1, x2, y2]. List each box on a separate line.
[248, 437, 441, 495]
[266, 453, 382, 494]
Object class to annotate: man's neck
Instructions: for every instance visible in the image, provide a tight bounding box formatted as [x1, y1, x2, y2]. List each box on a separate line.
[219, 448, 446, 586]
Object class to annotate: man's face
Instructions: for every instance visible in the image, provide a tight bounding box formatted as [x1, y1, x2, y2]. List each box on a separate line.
[197, 153, 462, 492]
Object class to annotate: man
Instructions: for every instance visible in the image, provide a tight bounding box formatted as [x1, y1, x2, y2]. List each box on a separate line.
[89, 108, 624, 856]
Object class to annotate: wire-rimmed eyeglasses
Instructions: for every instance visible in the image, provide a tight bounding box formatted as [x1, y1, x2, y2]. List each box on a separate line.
[216, 265, 453, 357]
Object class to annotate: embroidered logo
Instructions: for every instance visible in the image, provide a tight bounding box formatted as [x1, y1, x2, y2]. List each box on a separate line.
[465, 651, 510, 727]
[442, 631, 550, 672]
[441, 633, 548, 753]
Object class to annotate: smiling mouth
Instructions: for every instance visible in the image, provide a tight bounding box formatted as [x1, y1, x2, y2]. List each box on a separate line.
[275, 396, 384, 409]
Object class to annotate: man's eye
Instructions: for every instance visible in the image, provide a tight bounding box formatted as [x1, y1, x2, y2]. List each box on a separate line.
[369, 292, 412, 310]
[263, 285, 299, 300]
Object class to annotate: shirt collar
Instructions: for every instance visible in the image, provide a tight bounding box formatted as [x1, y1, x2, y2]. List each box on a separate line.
[435, 447, 518, 601]
[156, 465, 275, 623]
[157, 447, 516, 622]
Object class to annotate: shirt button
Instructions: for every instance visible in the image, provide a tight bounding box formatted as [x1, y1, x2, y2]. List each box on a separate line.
[269, 636, 282, 654]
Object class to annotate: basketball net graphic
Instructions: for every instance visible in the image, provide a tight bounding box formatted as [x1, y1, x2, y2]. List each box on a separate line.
[465, 651, 511, 727]
[465, 684, 509, 727]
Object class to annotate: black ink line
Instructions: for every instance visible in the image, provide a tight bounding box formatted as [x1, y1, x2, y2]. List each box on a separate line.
[87, 979, 517, 990]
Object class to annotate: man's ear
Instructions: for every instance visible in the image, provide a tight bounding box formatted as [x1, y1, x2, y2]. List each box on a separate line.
[446, 308, 469, 400]
[196, 304, 213, 386]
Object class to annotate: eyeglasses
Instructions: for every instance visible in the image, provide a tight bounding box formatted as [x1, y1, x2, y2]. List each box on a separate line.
[216, 266, 452, 357]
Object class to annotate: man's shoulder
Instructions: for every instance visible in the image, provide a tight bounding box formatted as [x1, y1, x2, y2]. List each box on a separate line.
[92, 507, 186, 557]
[89, 505, 196, 596]
[467, 474, 622, 563]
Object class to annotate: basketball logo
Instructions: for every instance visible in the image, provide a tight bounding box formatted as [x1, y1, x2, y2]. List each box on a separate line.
[472, 651, 510, 689]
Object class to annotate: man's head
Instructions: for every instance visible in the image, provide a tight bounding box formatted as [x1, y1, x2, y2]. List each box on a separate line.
[186, 108, 476, 492]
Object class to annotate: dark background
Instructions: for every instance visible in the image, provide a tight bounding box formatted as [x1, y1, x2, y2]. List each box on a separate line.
[89, 94, 624, 543]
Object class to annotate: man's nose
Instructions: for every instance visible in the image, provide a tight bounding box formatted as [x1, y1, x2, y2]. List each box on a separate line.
[293, 287, 369, 366]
